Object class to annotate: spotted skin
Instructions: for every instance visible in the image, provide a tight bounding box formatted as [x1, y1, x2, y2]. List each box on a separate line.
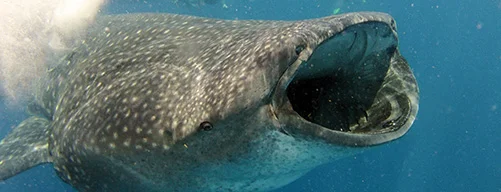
[0, 117, 50, 180]
[0, 12, 418, 191]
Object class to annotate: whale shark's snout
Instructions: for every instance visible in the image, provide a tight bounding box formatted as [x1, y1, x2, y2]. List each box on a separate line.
[272, 16, 419, 146]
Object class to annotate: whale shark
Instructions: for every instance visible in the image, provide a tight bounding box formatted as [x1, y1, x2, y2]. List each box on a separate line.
[0, 12, 419, 191]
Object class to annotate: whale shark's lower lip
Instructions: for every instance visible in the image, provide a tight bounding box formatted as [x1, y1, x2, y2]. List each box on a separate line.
[272, 21, 419, 146]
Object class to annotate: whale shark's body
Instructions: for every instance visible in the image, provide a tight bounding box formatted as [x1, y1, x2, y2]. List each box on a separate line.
[0, 12, 418, 191]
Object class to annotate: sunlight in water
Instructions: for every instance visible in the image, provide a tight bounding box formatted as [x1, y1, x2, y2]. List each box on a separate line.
[0, 0, 106, 106]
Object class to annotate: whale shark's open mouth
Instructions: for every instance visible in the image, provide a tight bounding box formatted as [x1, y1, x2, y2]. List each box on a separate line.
[288, 22, 396, 133]
[272, 21, 418, 146]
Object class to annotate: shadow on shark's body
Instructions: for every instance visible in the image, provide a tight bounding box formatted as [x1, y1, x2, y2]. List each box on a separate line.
[0, 12, 418, 191]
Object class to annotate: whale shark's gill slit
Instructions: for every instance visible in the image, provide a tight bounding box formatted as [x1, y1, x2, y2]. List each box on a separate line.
[286, 22, 398, 133]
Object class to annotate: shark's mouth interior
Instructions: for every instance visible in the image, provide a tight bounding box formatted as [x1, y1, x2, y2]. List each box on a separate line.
[286, 22, 398, 133]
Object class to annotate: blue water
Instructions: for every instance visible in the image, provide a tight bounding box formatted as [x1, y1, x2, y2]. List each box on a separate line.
[0, 0, 499, 191]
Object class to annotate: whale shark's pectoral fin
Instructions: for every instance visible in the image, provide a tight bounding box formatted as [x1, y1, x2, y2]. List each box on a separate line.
[0, 116, 52, 180]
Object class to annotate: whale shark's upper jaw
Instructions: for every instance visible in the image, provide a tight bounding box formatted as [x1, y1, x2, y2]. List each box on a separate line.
[272, 20, 419, 147]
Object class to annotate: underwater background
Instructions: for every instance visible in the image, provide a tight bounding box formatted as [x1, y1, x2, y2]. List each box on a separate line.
[0, 0, 499, 191]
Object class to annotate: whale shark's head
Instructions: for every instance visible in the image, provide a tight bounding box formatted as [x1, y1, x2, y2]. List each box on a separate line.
[93, 12, 418, 191]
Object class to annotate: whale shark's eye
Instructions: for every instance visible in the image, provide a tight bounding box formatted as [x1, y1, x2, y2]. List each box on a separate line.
[199, 121, 213, 131]
[295, 45, 305, 55]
